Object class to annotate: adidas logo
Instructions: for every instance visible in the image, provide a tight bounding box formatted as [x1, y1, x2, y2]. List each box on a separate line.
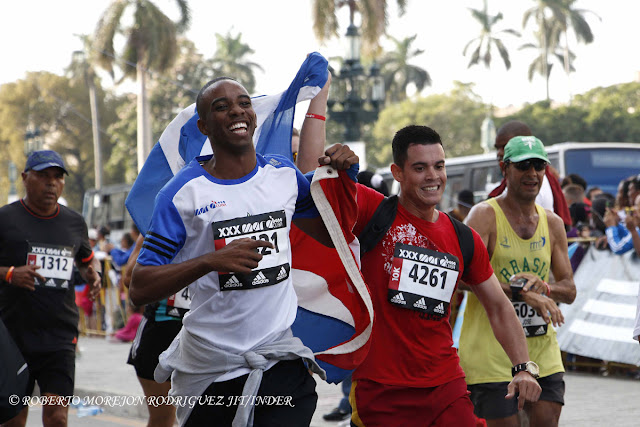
[535, 326, 546, 335]
[413, 298, 428, 310]
[433, 302, 445, 314]
[252, 271, 270, 286]
[390, 293, 406, 305]
[524, 328, 530, 337]
[45, 279, 56, 287]
[168, 308, 180, 317]
[276, 267, 288, 281]
[61, 280, 69, 289]
[224, 276, 242, 288]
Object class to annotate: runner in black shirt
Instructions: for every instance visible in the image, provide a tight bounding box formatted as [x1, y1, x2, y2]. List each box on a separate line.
[0, 150, 101, 427]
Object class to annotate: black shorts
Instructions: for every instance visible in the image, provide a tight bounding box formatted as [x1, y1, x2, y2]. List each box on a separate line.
[468, 372, 565, 420]
[24, 350, 75, 397]
[185, 359, 317, 427]
[127, 317, 182, 381]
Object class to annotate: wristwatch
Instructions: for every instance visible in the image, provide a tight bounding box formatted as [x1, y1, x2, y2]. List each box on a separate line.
[510, 278, 527, 302]
[512, 361, 540, 378]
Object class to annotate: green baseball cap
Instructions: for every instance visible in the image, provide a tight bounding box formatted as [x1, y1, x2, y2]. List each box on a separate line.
[503, 136, 549, 163]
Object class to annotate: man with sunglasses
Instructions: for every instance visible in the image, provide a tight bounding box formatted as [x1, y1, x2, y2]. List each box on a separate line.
[459, 136, 576, 427]
[488, 121, 572, 229]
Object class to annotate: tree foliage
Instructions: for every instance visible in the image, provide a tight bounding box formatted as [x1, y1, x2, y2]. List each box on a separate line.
[312, 0, 407, 56]
[463, 0, 520, 70]
[210, 31, 263, 95]
[368, 82, 487, 168]
[497, 82, 640, 145]
[0, 72, 123, 210]
[379, 34, 430, 102]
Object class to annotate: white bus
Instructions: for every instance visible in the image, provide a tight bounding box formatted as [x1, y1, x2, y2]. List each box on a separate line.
[377, 142, 640, 212]
[82, 183, 135, 243]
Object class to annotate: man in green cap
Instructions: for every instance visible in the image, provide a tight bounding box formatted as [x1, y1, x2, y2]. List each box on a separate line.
[459, 136, 576, 427]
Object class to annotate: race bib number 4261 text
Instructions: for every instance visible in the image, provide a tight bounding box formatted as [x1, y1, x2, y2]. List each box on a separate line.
[388, 243, 460, 317]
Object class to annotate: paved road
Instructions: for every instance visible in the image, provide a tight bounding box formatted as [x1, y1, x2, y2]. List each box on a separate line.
[21, 336, 639, 426]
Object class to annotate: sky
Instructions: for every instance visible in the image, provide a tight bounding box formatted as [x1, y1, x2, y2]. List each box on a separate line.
[2, 0, 639, 113]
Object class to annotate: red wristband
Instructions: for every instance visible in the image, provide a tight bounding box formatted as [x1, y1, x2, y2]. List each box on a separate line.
[305, 113, 326, 121]
[5, 266, 14, 284]
[543, 281, 551, 297]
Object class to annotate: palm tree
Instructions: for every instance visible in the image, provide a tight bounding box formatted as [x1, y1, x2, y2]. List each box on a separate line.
[92, 0, 190, 171]
[67, 35, 103, 189]
[463, 0, 520, 70]
[551, 0, 599, 100]
[379, 35, 430, 102]
[520, 21, 575, 101]
[209, 31, 263, 95]
[523, 0, 597, 101]
[312, 0, 407, 56]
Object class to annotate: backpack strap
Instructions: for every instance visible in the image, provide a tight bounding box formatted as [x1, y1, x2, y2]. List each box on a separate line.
[358, 195, 399, 255]
[358, 198, 475, 272]
[444, 212, 475, 272]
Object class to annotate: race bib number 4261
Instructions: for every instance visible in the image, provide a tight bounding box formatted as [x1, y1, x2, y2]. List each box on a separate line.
[388, 243, 460, 317]
[213, 210, 290, 291]
[27, 242, 75, 289]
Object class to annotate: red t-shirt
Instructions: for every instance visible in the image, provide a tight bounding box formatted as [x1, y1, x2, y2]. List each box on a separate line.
[352, 184, 494, 387]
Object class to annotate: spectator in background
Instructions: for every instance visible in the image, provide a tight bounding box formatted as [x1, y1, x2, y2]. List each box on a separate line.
[88, 228, 99, 251]
[615, 178, 632, 209]
[586, 187, 603, 204]
[627, 176, 640, 208]
[356, 170, 390, 196]
[489, 120, 572, 228]
[561, 173, 591, 207]
[590, 193, 616, 250]
[110, 232, 135, 269]
[448, 189, 474, 222]
[563, 184, 586, 208]
[96, 225, 112, 253]
[604, 191, 640, 255]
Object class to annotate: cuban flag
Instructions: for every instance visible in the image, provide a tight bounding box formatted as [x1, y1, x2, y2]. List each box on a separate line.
[125, 52, 373, 383]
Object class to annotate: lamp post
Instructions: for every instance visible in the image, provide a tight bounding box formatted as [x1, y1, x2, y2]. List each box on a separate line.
[327, 22, 385, 171]
[24, 126, 43, 155]
[480, 114, 496, 154]
[8, 162, 18, 204]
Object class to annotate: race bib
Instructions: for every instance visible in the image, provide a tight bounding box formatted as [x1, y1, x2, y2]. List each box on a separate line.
[513, 302, 548, 337]
[166, 287, 191, 319]
[388, 243, 460, 317]
[213, 210, 290, 291]
[27, 242, 74, 290]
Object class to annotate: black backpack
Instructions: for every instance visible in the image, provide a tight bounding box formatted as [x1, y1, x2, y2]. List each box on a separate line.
[358, 195, 474, 270]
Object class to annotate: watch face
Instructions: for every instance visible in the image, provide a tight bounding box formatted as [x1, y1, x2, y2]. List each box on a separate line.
[526, 361, 540, 376]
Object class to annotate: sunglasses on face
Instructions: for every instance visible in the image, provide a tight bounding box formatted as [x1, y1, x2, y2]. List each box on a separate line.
[508, 159, 548, 172]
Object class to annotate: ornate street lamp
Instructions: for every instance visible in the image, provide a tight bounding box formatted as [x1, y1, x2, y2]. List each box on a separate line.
[327, 21, 385, 168]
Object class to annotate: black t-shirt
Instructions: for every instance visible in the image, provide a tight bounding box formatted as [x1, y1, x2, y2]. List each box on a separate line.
[0, 200, 93, 353]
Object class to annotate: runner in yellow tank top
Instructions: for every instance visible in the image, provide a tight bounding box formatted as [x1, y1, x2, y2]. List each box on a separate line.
[459, 136, 576, 427]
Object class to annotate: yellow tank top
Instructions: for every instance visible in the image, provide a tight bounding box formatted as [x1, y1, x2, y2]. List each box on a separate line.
[459, 198, 564, 385]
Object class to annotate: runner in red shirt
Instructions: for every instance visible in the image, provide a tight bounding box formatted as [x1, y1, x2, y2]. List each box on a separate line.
[349, 125, 541, 427]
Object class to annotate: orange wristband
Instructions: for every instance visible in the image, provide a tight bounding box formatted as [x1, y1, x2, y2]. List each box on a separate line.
[543, 281, 551, 297]
[5, 266, 15, 284]
[305, 113, 326, 121]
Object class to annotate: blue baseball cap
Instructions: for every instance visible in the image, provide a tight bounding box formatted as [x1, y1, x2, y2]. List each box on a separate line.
[24, 150, 68, 175]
